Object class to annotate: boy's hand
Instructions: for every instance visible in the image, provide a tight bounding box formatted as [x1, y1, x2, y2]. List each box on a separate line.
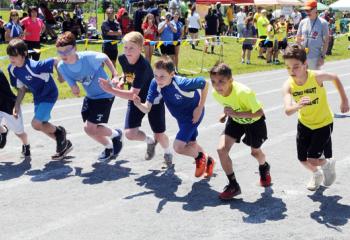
[99, 78, 113, 93]
[133, 94, 141, 106]
[224, 106, 237, 117]
[297, 96, 311, 109]
[71, 85, 80, 97]
[219, 113, 227, 123]
[340, 99, 350, 113]
[111, 75, 119, 85]
[192, 106, 203, 124]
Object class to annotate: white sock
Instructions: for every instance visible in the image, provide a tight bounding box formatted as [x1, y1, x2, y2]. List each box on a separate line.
[164, 147, 172, 154]
[110, 129, 120, 138]
[145, 135, 155, 144]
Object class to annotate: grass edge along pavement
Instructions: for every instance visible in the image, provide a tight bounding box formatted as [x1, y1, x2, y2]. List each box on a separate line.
[0, 34, 349, 103]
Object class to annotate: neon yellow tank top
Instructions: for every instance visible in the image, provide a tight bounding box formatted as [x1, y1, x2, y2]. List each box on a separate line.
[289, 70, 333, 129]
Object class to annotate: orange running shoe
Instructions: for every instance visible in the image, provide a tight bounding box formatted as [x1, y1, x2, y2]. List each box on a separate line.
[219, 183, 241, 200]
[194, 153, 207, 177]
[259, 162, 272, 187]
[204, 156, 215, 178]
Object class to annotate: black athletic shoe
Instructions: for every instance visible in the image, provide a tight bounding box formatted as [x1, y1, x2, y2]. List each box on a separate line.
[98, 148, 116, 163]
[219, 183, 241, 200]
[0, 125, 9, 149]
[145, 140, 157, 160]
[54, 126, 67, 153]
[51, 140, 73, 160]
[21, 144, 31, 158]
[112, 129, 123, 156]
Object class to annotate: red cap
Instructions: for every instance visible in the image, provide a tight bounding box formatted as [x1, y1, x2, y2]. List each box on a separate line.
[303, 0, 317, 10]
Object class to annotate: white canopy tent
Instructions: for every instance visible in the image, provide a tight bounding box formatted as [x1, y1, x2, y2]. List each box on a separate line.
[253, 0, 305, 6]
[329, 0, 350, 11]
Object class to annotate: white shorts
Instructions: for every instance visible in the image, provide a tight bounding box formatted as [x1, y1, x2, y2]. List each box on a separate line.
[307, 57, 321, 70]
[0, 111, 25, 134]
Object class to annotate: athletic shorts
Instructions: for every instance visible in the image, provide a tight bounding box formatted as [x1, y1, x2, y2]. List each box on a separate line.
[278, 40, 287, 50]
[160, 44, 175, 56]
[296, 121, 333, 162]
[34, 102, 55, 122]
[264, 40, 273, 48]
[242, 44, 253, 50]
[259, 36, 267, 48]
[102, 44, 118, 61]
[223, 116, 267, 148]
[176, 110, 204, 143]
[125, 100, 166, 133]
[188, 28, 199, 33]
[81, 97, 114, 124]
[0, 110, 24, 134]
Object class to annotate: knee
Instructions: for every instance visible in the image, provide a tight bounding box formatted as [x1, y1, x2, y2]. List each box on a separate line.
[251, 149, 262, 158]
[173, 143, 183, 155]
[124, 129, 136, 140]
[217, 146, 229, 157]
[31, 120, 42, 131]
[84, 124, 97, 135]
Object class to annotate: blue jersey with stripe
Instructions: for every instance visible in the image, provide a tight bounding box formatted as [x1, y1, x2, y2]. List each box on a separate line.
[8, 58, 58, 104]
[147, 76, 206, 122]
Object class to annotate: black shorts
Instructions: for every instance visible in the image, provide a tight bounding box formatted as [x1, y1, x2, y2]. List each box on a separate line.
[188, 28, 199, 33]
[278, 40, 287, 50]
[296, 121, 333, 162]
[264, 40, 273, 48]
[102, 44, 118, 61]
[125, 100, 166, 133]
[259, 36, 267, 48]
[242, 44, 253, 50]
[81, 97, 114, 124]
[25, 40, 41, 61]
[223, 116, 267, 148]
[160, 44, 175, 56]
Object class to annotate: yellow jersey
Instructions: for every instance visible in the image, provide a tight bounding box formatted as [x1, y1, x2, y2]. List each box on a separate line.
[289, 70, 333, 129]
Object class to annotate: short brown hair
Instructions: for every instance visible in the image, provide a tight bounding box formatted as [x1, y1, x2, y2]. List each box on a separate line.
[154, 56, 175, 73]
[7, 39, 28, 58]
[56, 31, 76, 47]
[123, 31, 144, 48]
[283, 44, 307, 63]
[209, 62, 232, 79]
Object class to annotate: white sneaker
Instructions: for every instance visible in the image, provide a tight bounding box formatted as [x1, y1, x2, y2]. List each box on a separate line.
[322, 159, 336, 187]
[307, 170, 323, 191]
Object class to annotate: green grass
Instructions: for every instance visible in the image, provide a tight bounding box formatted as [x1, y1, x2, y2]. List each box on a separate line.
[0, 11, 349, 103]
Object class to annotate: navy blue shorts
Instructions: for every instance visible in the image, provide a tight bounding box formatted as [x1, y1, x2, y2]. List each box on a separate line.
[81, 97, 114, 124]
[125, 100, 166, 133]
[176, 109, 204, 143]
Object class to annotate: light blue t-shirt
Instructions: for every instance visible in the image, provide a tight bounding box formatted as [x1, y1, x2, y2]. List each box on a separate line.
[158, 20, 177, 41]
[58, 51, 113, 99]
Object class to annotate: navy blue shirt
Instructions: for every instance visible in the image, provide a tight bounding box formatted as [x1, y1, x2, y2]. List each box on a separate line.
[0, 70, 16, 115]
[133, 9, 147, 32]
[147, 76, 206, 122]
[101, 19, 121, 46]
[8, 58, 58, 104]
[118, 54, 154, 102]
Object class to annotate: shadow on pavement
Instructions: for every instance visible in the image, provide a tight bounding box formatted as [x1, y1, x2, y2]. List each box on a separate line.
[76, 160, 135, 185]
[230, 187, 287, 224]
[0, 157, 32, 181]
[309, 186, 350, 231]
[26, 158, 73, 181]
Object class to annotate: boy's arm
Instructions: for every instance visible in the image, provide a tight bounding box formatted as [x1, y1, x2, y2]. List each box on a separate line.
[13, 86, 26, 118]
[133, 94, 152, 113]
[99, 77, 141, 100]
[53, 58, 65, 83]
[192, 80, 209, 124]
[282, 80, 309, 116]
[224, 107, 264, 118]
[317, 72, 349, 113]
[104, 57, 119, 83]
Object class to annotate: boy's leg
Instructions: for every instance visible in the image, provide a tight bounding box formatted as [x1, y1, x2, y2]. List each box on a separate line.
[247, 49, 251, 63]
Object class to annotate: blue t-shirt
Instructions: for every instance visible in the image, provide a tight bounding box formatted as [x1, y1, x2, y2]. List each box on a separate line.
[173, 20, 183, 40]
[4, 21, 23, 38]
[147, 76, 206, 122]
[58, 51, 113, 99]
[158, 21, 177, 41]
[118, 54, 154, 102]
[8, 58, 58, 104]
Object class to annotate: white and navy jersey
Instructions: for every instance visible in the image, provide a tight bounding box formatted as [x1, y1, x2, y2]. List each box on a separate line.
[147, 76, 206, 122]
[8, 58, 58, 104]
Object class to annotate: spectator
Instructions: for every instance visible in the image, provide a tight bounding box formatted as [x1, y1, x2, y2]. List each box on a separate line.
[236, 7, 247, 39]
[241, 16, 256, 64]
[133, 2, 147, 34]
[119, 11, 133, 35]
[169, 0, 181, 16]
[291, 7, 302, 33]
[296, 0, 329, 70]
[187, 5, 201, 49]
[215, 2, 224, 35]
[147, 0, 160, 25]
[226, 3, 234, 36]
[101, 7, 122, 67]
[257, 9, 269, 59]
[204, 7, 219, 54]
[172, 11, 184, 73]
[253, 7, 262, 29]
[158, 12, 177, 62]
[142, 13, 157, 63]
[0, 17, 5, 43]
[20, 6, 45, 60]
[274, 15, 288, 63]
[39, 2, 57, 41]
[5, 9, 23, 42]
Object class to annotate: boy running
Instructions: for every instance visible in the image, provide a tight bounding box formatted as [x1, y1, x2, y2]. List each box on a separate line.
[56, 32, 122, 163]
[0, 68, 30, 158]
[7, 39, 72, 160]
[209, 63, 271, 200]
[282, 44, 349, 191]
[132, 57, 215, 177]
[99, 31, 173, 166]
